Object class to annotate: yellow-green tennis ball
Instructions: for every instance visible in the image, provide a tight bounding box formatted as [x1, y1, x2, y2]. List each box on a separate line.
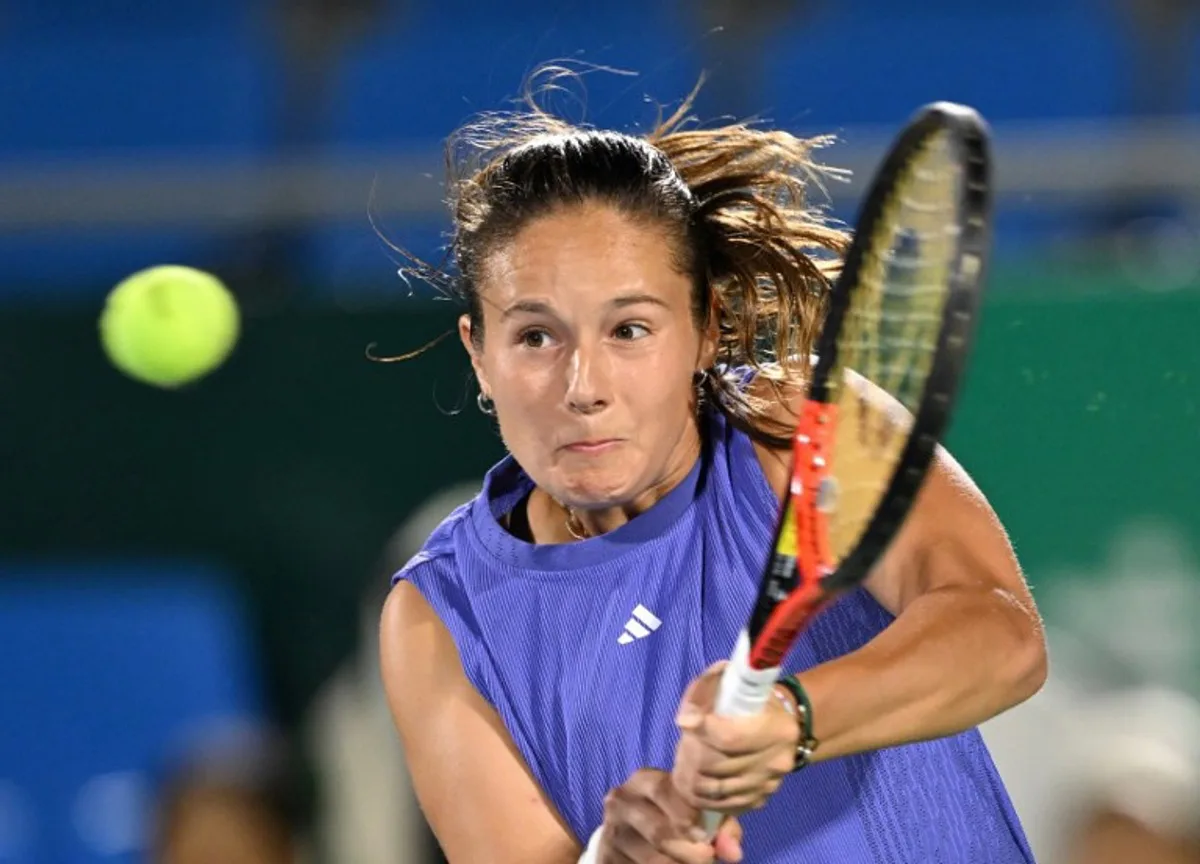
[99, 265, 240, 389]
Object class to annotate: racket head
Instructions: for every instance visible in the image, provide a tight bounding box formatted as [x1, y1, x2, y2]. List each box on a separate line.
[744, 102, 993, 668]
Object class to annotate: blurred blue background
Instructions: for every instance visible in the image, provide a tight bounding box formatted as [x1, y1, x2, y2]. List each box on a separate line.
[2, 1, 1199, 862]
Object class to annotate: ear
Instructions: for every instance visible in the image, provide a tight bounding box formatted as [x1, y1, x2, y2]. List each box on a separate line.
[697, 297, 720, 371]
[458, 314, 491, 396]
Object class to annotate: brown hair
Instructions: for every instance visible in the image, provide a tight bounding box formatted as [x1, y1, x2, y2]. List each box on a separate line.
[385, 66, 851, 446]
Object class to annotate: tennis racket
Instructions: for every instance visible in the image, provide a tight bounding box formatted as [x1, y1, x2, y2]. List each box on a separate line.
[701, 100, 993, 834]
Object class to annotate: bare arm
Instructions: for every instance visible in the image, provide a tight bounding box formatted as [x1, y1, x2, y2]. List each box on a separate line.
[796, 442, 1048, 760]
[380, 582, 581, 864]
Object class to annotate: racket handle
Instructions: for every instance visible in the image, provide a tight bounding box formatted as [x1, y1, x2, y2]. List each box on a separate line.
[576, 826, 603, 864]
[700, 630, 781, 837]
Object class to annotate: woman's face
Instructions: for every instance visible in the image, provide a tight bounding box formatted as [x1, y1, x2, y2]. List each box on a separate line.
[461, 203, 715, 512]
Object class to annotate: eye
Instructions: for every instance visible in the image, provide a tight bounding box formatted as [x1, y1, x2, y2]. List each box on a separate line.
[613, 322, 651, 341]
[518, 327, 554, 349]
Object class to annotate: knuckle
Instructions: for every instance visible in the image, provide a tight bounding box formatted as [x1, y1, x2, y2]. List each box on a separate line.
[651, 771, 676, 799]
[772, 752, 794, 775]
[626, 768, 658, 796]
[604, 788, 628, 818]
[647, 820, 674, 849]
[672, 781, 696, 805]
[708, 723, 738, 753]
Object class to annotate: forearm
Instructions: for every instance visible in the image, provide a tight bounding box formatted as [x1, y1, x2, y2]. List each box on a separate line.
[797, 585, 1046, 762]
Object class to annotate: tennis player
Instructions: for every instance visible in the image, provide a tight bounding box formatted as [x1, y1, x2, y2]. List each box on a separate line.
[380, 88, 1047, 863]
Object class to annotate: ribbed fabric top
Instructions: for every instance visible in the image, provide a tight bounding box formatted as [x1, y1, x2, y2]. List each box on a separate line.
[394, 404, 1034, 862]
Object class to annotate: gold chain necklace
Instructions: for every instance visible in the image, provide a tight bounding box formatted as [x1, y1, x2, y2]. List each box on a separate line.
[564, 508, 590, 540]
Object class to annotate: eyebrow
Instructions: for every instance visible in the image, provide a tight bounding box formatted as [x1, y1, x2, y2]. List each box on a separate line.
[611, 293, 670, 311]
[499, 293, 670, 321]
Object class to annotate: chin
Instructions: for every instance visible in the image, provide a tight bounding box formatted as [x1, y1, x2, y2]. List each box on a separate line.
[551, 466, 643, 510]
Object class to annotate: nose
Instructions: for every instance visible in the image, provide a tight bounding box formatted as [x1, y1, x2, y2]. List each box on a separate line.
[565, 343, 610, 415]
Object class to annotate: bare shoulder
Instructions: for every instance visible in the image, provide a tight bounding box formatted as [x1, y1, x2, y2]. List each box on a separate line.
[742, 367, 1033, 619]
[745, 363, 977, 504]
[380, 583, 579, 863]
[836, 370, 1033, 617]
[744, 371, 808, 499]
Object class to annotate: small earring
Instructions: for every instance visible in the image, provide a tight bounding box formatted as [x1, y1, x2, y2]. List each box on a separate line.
[477, 392, 496, 416]
[693, 368, 711, 409]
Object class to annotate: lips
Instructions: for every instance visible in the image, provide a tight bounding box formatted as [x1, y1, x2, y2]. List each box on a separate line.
[562, 439, 622, 454]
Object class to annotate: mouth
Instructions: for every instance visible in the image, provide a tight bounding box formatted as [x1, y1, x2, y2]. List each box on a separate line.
[561, 438, 623, 454]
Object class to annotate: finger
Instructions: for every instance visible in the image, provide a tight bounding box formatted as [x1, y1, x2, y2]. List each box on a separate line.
[622, 768, 672, 798]
[608, 804, 713, 864]
[604, 801, 663, 861]
[676, 661, 727, 730]
[713, 818, 744, 864]
[618, 834, 714, 864]
[718, 817, 743, 845]
[607, 783, 700, 852]
[671, 746, 771, 813]
[601, 822, 648, 864]
[672, 739, 791, 809]
[651, 772, 704, 832]
[684, 789, 768, 814]
[615, 769, 708, 843]
[601, 841, 639, 864]
[690, 712, 794, 758]
[682, 776, 782, 813]
[690, 746, 794, 780]
[658, 839, 719, 864]
[692, 771, 773, 802]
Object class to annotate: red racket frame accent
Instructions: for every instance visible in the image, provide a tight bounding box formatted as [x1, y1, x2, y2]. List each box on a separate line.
[747, 398, 840, 670]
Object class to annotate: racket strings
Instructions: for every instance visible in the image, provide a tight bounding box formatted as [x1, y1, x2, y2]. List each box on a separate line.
[823, 130, 961, 561]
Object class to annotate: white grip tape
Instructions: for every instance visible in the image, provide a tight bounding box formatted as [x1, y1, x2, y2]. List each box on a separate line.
[714, 630, 780, 717]
[701, 630, 780, 836]
[577, 826, 603, 864]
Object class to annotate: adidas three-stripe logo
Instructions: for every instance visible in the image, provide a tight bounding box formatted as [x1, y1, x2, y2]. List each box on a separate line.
[617, 604, 662, 645]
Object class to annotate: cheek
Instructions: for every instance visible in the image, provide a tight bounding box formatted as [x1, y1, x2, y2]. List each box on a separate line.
[627, 353, 696, 410]
[478, 342, 530, 399]
[488, 352, 553, 410]
[486, 360, 555, 457]
[635, 375, 689, 414]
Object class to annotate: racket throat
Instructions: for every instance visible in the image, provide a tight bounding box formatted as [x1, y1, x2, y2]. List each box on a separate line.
[793, 399, 838, 591]
[747, 583, 829, 668]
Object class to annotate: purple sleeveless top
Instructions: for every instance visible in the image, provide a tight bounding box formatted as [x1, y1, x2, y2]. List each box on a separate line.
[394, 405, 1034, 862]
